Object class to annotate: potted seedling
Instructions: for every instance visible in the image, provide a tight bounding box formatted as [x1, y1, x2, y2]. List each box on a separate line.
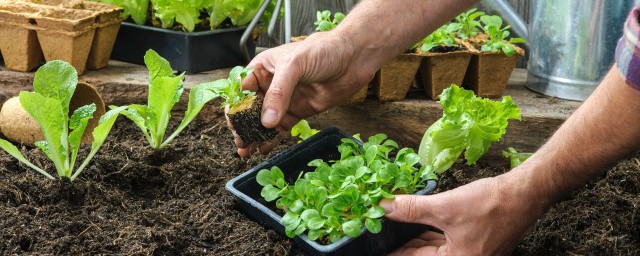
[215, 66, 279, 145]
[414, 23, 472, 100]
[227, 85, 522, 255]
[0, 60, 125, 182]
[462, 15, 526, 98]
[454, 8, 486, 41]
[94, 0, 280, 73]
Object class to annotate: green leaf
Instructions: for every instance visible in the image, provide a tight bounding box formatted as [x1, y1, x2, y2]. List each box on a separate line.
[342, 219, 362, 238]
[363, 206, 385, 219]
[291, 120, 319, 143]
[0, 139, 53, 179]
[281, 212, 300, 227]
[34, 141, 52, 160]
[501, 147, 533, 169]
[19, 92, 68, 177]
[261, 185, 281, 202]
[147, 75, 184, 149]
[119, 105, 151, 143]
[32, 60, 77, 116]
[365, 218, 382, 233]
[301, 209, 320, 221]
[165, 82, 220, 147]
[68, 104, 96, 170]
[144, 49, 174, 84]
[308, 229, 322, 241]
[290, 199, 304, 213]
[307, 217, 325, 230]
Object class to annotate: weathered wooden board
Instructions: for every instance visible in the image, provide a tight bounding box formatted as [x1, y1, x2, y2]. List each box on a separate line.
[0, 60, 581, 157]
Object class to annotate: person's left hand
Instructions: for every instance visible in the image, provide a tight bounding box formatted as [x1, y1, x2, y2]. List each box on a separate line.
[381, 173, 549, 256]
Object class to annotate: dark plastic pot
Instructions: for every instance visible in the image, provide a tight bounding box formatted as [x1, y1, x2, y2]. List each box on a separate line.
[110, 22, 256, 73]
[226, 127, 438, 256]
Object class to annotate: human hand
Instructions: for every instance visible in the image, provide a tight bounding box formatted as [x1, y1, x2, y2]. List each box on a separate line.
[231, 31, 378, 157]
[381, 173, 550, 256]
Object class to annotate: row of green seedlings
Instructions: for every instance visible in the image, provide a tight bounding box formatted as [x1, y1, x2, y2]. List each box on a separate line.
[0, 49, 259, 181]
[258, 85, 523, 243]
[414, 8, 526, 56]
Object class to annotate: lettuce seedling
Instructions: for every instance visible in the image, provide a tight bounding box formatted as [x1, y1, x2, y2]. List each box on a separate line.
[118, 49, 220, 149]
[94, 0, 149, 25]
[0, 61, 125, 181]
[501, 147, 532, 169]
[479, 15, 527, 57]
[290, 120, 319, 143]
[416, 23, 462, 53]
[214, 66, 278, 145]
[453, 8, 485, 39]
[314, 10, 345, 32]
[258, 134, 433, 242]
[418, 85, 521, 175]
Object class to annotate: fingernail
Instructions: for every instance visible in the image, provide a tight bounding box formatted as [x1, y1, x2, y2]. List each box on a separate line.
[379, 199, 394, 214]
[262, 108, 278, 126]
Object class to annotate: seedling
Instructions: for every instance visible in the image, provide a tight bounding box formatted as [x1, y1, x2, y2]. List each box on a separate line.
[258, 134, 434, 242]
[118, 49, 220, 149]
[418, 85, 521, 175]
[416, 23, 462, 53]
[314, 10, 345, 32]
[453, 8, 485, 39]
[0, 61, 125, 181]
[479, 15, 526, 57]
[214, 66, 278, 145]
[502, 147, 532, 169]
[291, 120, 319, 143]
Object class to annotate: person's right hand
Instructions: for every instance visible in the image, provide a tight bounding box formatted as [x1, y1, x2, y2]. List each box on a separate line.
[231, 31, 379, 157]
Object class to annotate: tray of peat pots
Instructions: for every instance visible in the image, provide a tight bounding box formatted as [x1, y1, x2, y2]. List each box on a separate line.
[0, 1, 123, 74]
[462, 15, 526, 98]
[93, 0, 277, 73]
[291, 10, 368, 103]
[415, 23, 473, 100]
[227, 128, 438, 256]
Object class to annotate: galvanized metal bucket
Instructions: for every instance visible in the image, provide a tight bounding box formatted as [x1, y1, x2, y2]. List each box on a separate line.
[483, 0, 636, 101]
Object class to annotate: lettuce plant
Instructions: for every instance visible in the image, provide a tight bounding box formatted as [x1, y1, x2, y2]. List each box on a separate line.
[453, 8, 485, 39]
[479, 15, 527, 57]
[314, 10, 345, 32]
[92, 0, 149, 25]
[416, 23, 462, 53]
[418, 85, 521, 175]
[258, 134, 433, 242]
[118, 50, 220, 149]
[290, 120, 319, 143]
[210, 66, 256, 110]
[0, 61, 125, 181]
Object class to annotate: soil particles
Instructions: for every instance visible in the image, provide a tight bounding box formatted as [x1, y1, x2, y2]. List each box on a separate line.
[0, 116, 638, 255]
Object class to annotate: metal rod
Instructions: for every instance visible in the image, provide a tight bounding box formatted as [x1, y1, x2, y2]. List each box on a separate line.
[284, 0, 292, 43]
[240, 0, 273, 63]
[267, 0, 284, 45]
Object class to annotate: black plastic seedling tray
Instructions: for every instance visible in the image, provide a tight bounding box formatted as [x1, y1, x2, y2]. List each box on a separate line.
[226, 127, 438, 256]
[110, 22, 256, 73]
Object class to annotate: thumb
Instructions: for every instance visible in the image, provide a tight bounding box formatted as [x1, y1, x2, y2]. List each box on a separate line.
[261, 60, 301, 128]
[379, 194, 441, 225]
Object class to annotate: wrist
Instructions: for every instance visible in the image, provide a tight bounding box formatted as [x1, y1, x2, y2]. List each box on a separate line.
[495, 164, 556, 220]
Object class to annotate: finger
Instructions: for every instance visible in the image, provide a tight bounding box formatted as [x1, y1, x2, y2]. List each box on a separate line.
[261, 58, 302, 128]
[244, 63, 275, 93]
[256, 133, 285, 155]
[379, 194, 445, 226]
[418, 230, 446, 241]
[389, 245, 439, 256]
[276, 113, 301, 133]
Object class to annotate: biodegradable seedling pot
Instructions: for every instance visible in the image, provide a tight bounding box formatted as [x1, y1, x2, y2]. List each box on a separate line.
[111, 22, 256, 73]
[0, 82, 106, 145]
[0, 6, 43, 71]
[463, 42, 524, 98]
[34, 7, 97, 75]
[226, 127, 437, 256]
[76, 1, 123, 70]
[373, 54, 423, 101]
[226, 96, 278, 145]
[417, 45, 472, 100]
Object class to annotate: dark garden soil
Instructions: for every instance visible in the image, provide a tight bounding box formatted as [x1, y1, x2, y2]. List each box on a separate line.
[0, 114, 639, 255]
